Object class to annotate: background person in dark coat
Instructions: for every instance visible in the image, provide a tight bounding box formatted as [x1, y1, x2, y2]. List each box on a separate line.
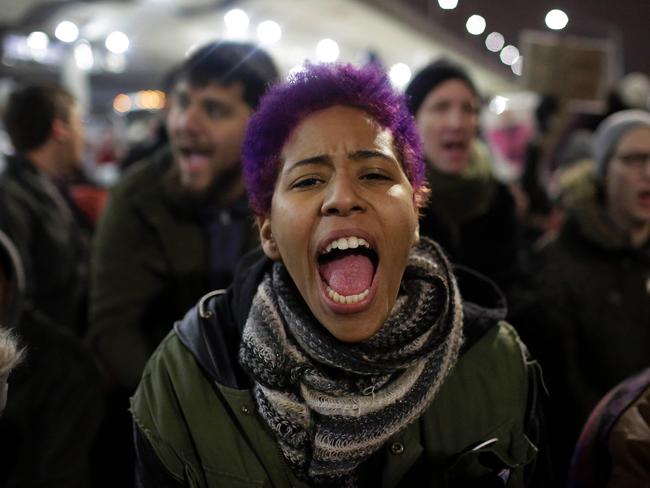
[87, 42, 278, 488]
[0, 229, 104, 488]
[405, 60, 521, 292]
[518, 109, 650, 483]
[88, 41, 279, 392]
[570, 367, 650, 488]
[0, 84, 90, 336]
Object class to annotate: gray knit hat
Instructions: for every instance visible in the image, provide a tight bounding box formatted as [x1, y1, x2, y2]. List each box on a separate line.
[593, 109, 650, 179]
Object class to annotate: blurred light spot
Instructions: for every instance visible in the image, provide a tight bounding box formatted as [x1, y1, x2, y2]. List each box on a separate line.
[55, 21, 79, 43]
[27, 31, 49, 51]
[105, 31, 129, 54]
[113, 93, 132, 113]
[489, 96, 509, 115]
[511, 56, 524, 76]
[389, 63, 412, 88]
[545, 9, 569, 30]
[287, 65, 306, 80]
[224, 9, 249, 36]
[438, 0, 458, 9]
[74, 41, 94, 70]
[466, 15, 486, 35]
[134, 90, 165, 110]
[257, 20, 281, 45]
[185, 43, 199, 58]
[316, 38, 339, 63]
[499, 45, 520, 65]
[105, 52, 126, 73]
[485, 32, 505, 52]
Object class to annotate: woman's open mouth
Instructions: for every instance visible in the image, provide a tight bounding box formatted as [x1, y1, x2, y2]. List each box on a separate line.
[316, 235, 379, 312]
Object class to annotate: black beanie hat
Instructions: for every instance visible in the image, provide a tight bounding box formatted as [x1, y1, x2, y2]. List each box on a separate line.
[405, 59, 478, 116]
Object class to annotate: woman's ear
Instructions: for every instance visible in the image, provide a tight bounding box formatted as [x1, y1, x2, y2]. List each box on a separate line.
[256, 215, 281, 261]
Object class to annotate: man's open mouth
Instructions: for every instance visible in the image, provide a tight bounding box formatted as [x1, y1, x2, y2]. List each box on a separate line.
[317, 236, 379, 305]
[178, 148, 213, 168]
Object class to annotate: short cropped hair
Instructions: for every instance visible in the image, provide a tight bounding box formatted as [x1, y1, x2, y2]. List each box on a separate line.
[243, 63, 426, 216]
[172, 41, 279, 110]
[3, 84, 75, 152]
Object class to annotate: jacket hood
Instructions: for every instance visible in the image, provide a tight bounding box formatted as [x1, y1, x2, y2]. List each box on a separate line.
[568, 189, 650, 254]
[0, 230, 25, 328]
[176, 247, 507, 388]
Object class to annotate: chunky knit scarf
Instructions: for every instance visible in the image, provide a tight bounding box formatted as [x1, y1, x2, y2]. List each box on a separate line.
[239, 238, 464, 486]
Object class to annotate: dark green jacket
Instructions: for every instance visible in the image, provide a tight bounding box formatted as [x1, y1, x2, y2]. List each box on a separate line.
[88, 149, 257, 390]
[131, 254, 540, 487]
[0, 155, 89, 334]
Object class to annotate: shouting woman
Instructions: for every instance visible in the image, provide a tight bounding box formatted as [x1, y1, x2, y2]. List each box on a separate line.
[132, 63, 540, 487]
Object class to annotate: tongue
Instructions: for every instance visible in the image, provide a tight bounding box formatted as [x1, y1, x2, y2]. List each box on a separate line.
[320, 253, 374, 296]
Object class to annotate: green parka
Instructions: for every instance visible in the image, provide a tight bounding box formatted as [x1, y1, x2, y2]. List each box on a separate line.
[131, 254, 541, 487]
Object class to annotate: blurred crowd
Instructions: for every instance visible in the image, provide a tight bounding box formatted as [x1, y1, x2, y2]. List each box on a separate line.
[0, 38, 648, 487]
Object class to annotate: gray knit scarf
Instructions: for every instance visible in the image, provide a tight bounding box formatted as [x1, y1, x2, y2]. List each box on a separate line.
[239, 237, 464, 486]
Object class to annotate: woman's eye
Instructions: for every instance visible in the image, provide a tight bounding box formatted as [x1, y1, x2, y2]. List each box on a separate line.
[361, 172, 391, 181]
[292, 177, 322, 189]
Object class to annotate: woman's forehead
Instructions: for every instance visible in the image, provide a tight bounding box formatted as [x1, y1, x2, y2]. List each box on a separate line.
[281, 106, 396, 159]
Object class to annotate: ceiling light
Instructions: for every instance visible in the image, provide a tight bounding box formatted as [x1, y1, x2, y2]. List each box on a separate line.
[485, 32, 505, 52]
[74, 41, 94, 70]
[438, 0, 458, 9]
[545, 9, 569, 30]
[316, 38, 339, 63]
[113, 93, 132, 113]
[27, 31, 49, 51]
[105, 31, 129, 54]
[257, 20, 281, 45]
[466, 15, 486, 36]
[224, 9, 249, 35]
[500, 45, 520, 65]
[55, 21, 79, 43]
[389, 63, 412, 88]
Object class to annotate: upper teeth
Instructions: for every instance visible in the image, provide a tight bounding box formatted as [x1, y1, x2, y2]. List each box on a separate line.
[322, 236, 370, 255]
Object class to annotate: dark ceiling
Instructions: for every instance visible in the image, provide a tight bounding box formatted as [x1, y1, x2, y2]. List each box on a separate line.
[366, 0, 649, 77]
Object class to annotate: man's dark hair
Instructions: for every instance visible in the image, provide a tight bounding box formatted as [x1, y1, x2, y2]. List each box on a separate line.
[3, 84, 75, 153]
[172, 41, 279, 109]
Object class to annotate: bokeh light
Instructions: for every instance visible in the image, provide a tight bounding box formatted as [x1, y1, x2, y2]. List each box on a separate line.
[55, 21, 79, 43]
[545, 9, 569, 30]
[466, 15, 486, 35]
[316, 38, 340, 63]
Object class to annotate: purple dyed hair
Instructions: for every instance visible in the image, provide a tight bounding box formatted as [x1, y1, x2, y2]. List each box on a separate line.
[242, 62, 426, 215]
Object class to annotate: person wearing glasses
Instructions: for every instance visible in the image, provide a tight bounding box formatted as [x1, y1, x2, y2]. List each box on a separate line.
[518, 109, 650, 483]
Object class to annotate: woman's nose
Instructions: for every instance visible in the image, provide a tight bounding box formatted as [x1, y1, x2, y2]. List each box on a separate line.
[321, 174, 364, 216]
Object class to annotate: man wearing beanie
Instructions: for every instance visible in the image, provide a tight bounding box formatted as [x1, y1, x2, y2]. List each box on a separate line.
[518, 109, 650, 483]
[405, 60, 521, 292]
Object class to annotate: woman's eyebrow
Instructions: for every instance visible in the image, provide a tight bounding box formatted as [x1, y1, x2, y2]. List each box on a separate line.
[285, 149, 395, 175]
[348, 149, 394, 161]
[284, 155, 332, 174]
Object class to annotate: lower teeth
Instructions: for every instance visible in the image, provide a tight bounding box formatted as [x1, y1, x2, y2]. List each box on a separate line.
[326, 286, 369, 304]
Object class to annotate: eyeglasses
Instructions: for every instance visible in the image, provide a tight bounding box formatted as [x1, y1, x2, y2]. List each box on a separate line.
[615, 152, 650, 170]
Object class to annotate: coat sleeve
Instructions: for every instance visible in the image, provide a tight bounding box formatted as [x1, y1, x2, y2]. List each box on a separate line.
[88, 183, 168, 391]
